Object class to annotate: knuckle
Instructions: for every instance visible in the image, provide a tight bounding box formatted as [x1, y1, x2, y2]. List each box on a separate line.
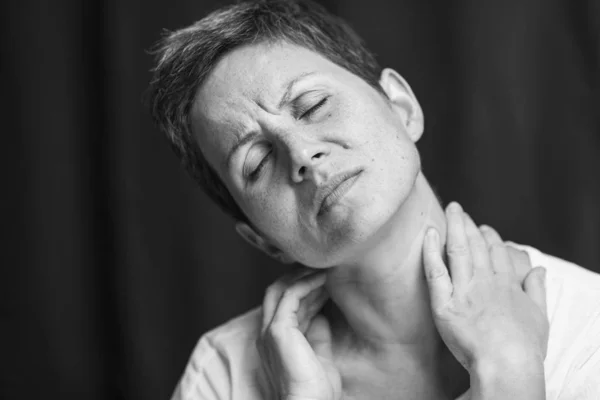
[267, 321, 287, 338]
[431, 304, 448, 319]
[447, 243, 470, 257]
[424, 242, 439, 255]
[426, 267, 446, 281]
[470, 239, 487, 251]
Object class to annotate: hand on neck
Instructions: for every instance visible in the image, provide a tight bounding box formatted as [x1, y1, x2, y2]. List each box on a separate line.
[325, 171, 447, 357]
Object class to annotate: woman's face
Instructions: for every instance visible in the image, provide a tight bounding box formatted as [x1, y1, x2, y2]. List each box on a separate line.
[191, 41, 423, 268]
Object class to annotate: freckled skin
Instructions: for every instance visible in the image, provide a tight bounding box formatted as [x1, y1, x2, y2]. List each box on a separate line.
[191, 41, 422, 268]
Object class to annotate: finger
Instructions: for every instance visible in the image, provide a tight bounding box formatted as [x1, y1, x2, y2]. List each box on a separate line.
[462, 212, 492, 276]
[270, 272, 328, 330]
[298, 281, 326, 311]
[262, 281, 285, 333]
[257, 270, 323, 393]
[479, 225, 503, 247]
[506, 245, 533, 283]
[261, 268, 320, 331]
[297, 287, 329, 333]
[423, 228, 453, 313]
[445, 202, 472, 288]
[489, 242, 514, 276]
[263, 275, 330, 387]
[264, 272, 329, 381]
[306, 314, 333, 359]
[523, 266, 548, 318]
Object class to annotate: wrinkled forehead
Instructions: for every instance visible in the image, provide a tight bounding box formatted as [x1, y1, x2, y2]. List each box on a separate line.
[189, 41, 343, 172]
[198, 41, 336, 106]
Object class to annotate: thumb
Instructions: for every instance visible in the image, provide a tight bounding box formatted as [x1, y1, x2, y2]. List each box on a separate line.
[306, 314, 333, 360]
[523, 266, 547, 317]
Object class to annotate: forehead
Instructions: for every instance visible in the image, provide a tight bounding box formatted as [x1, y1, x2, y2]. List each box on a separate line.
[197, 41, 341, 114]
[190, 41, 350, 173]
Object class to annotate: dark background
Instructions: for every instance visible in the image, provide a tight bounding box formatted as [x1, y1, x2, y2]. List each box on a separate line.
[3, 0, 599, 399]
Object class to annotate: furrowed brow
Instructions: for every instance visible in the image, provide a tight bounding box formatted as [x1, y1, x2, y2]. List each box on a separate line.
[225, 71, 317, 170]
[277, 71, 317, 109]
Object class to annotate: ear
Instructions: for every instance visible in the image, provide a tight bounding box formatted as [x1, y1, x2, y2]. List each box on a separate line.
[235, 222, 295, 264]
[379, 68, 424, 142]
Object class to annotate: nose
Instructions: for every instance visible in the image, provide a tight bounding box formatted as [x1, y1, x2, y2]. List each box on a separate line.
[287, 137, 331, 183]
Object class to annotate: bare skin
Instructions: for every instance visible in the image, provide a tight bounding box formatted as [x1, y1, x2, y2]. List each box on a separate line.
[190, 41, 548, 399]
[257, 204, 548, 400]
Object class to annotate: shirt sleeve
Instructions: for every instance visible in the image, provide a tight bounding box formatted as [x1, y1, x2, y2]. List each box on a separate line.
[171, 336, 232, 400]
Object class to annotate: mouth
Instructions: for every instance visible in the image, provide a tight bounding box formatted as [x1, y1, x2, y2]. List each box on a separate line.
[316, 168, 363, 216]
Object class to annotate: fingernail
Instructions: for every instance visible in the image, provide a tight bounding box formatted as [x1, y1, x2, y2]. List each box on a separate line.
[448, 202, 462, 213]
[480, 225, 491, 232]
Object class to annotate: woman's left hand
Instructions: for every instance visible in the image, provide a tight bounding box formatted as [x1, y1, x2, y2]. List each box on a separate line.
[422, 202, 549, 373]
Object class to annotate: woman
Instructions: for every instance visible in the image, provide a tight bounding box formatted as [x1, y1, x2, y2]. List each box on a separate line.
[148, 1, 600, 399]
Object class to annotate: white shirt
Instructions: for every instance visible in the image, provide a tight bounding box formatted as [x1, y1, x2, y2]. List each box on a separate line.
[171, 245, 600, 399]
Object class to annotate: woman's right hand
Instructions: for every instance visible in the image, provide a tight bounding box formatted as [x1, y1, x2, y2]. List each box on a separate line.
[257, 268, 342, 400]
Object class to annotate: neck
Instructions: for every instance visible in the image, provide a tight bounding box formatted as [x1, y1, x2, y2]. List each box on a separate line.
[325, 171, 447, 357]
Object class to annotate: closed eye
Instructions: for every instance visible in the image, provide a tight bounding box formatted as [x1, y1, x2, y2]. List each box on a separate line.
[248, 150, 271, 182]
[300, 97, 328, 119]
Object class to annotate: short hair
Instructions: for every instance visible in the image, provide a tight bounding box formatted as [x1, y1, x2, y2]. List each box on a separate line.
[147, 0, 383, 224]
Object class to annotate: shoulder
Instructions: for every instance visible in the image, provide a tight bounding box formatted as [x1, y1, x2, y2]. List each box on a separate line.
[507, 242, 600, 335]
[171, 307, 269, 400]
[514, 244, 600, 289]
[508, 243, 600, 399]
[507, 242, 600, 318]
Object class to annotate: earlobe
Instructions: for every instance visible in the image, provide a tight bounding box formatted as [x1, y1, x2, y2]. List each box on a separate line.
[379, 68, 424, 142]
[234, 222, 295, 264]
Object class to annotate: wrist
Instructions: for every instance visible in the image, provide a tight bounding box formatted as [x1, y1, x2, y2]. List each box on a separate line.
[471, 355, 545, 400]
[473, 347, 544, 374]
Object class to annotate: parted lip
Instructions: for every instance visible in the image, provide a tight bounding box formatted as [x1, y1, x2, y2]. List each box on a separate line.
[315, 167, 363, 216]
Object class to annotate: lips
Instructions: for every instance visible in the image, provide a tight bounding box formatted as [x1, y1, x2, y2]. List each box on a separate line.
[316, 168, 363, 216]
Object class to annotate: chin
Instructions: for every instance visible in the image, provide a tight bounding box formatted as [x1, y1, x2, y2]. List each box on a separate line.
[343, 171, 420, 252]
[297, 170, 420, 268]
[304, 201, 399, 268]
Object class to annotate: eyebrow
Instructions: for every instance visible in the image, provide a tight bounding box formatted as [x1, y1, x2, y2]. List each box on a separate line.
[276, 71, 317, 109]
[225, 71, 317, 171]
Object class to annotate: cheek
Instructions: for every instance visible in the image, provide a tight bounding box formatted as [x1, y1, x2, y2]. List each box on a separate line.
[248, 195, 324, 264]
[341, 100, 398, 146]
[245, 186, 298, 240]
